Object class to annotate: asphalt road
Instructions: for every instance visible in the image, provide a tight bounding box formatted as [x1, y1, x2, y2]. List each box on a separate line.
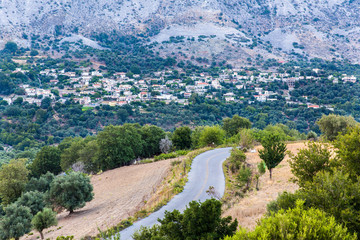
[118, 147, 232, 239]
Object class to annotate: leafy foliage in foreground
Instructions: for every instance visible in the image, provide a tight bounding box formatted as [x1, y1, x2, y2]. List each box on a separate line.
[133, 199, 238, 240]
[226, 201, 356, 240]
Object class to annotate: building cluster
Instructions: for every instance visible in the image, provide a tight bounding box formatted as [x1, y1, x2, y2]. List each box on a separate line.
[1, 66, 357, 110]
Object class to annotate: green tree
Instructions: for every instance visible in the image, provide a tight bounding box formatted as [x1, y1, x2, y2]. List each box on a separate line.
[4, 41, 18, 54]
[191, 126, 205, 149]
[289, 142, 335, 187]
[60, 137, 85, 171]
[198, 125, 225, 147]
[223, 115, 251, 137]
[32, 208, 58, 240]
[78, 140, 100, 173]
[301, 170, 360, 233]
[25, 172, 55, 193]
[258, 134, 286, 179]
[48, 172, 93, 214]
[97, 124, 144, 170]
[317, 114, 357, 141]
[0, 203, 32, 240]
[141, 125, 166, 157]
[30, 49, 39, 56]
[15, 191, 45, 216]
[133, 199, 238, 240]
[31, 146, 62, 177]
[172, 126, 192, 150]
[334, 126, 360, 178]
[226, 200, 356, 240]
[0, 159, 29, 205]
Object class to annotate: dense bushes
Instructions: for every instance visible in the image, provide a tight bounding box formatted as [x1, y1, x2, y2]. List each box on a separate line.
[133, 199, 238, 240]
[227, 201, 356, 240]
[265, 125, 360, 236]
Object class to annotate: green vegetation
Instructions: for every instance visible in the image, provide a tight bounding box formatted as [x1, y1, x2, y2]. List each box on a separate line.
[48, 172, 93, 214]
[133, 199, 238, 240]
[317, 114, 357, 141]
[289, 142, 335, 187]
[0, 159, 29, 205]
[334, 126, 360, 178]
[227, 200, 356, 240]
[32, 208, 58, 240]
[15, 191, 45, 216]
[0, 203, 32, 240]
[264, 122, 360, 238]
[172, 126, 192, 150]
[258, 133, 287, 179]
[223, 115, 252, 137]
[31, 146, 62, 177]
[198, 125, 226, 147]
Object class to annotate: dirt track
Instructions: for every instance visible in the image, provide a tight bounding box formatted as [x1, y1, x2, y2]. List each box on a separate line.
[23, 160, 172, 239]
[223, 142, 305, 229]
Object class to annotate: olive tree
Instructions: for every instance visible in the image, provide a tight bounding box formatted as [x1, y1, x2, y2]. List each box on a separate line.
[317, 114, 357, 141]
[15, 191, 45, 216]
[0, 203, 32, 240]
[48, 172, 93, 214]
[32, 208, 58, 240]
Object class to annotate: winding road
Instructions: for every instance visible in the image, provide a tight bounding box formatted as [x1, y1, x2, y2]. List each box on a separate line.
[119, 147, 232, 239]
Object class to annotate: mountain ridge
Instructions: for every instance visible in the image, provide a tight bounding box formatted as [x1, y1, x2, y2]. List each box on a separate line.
[1, 0, 360, 63]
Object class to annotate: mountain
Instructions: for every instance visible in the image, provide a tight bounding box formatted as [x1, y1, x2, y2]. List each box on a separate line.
[1, 0, 360, 64]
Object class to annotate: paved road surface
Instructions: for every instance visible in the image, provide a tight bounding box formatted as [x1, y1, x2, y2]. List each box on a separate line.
[118, 147, 232, 239]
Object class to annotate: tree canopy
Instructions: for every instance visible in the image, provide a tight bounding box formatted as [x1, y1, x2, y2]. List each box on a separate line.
[0, 203, 32, 240]
[133, 198, 238, 240]
[48, 172, 93, 213]
[317, 114, 357, 141]
[32, 208, 58, 240]
[172, 126, 192, 150]
[0, 159, 29, 205]
[223, 115, 251, 137]
[258, 134, 286, 179]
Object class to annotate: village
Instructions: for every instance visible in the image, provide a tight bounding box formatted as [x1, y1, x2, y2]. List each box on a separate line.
[1, 65, 357, 110]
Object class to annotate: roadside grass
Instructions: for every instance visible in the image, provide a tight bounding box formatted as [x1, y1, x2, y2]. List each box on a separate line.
[221, 150, 256, 210]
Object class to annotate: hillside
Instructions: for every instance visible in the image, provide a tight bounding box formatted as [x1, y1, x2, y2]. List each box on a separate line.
[1, 0, 360, 63]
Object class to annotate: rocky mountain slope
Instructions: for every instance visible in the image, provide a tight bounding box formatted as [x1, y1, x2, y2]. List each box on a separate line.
[1, 0, 360, 63]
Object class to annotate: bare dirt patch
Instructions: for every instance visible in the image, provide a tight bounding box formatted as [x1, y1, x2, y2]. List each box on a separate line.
[23, 160, 172, 239]
[222, 142, 306, 230]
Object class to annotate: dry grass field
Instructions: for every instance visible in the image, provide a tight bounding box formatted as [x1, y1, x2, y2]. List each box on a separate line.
[23, 160, 172, 239]
[222, 142, 306, 230]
